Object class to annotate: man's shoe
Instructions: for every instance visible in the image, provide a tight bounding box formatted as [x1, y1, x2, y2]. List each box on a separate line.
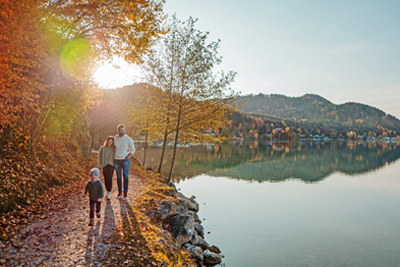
[88, 220, 94, 226]
[117, 192, 123, 199]
[107, 192, 111, 200]
[96, 212, 101, 219]
[124, 192, 128, 200]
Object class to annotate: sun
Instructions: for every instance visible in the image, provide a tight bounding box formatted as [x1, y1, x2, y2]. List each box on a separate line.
[93, 57, 143, 89]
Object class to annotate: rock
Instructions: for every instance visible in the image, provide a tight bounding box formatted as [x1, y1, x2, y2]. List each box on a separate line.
[203, 251, 222, 266]
[187, 210, 201, 223]
[162, 214, 195, 246]
[176, 197, 188, 214]
[208, 245, 221, 254]
[182, 243, 203, 255]
[189, 195, 196, 200]
[194, 223, 204, 237]
[186, 199, 199, 213]
[157, 200, 177, 218]
[182, 243, 204, 266]
[190, 231, 209, 250]
[176, 193, 199, 213]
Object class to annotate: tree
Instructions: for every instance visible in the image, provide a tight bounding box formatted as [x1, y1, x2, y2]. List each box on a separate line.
[0, 0, 49, 134]
[1, 0, 166, 148]
[126, 85, 167, 165]
[42, 0, 165, 63]
[143, 15, 238, 183]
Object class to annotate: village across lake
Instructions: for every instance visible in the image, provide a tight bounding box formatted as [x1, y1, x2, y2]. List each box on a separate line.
[133, 141, 400, 266]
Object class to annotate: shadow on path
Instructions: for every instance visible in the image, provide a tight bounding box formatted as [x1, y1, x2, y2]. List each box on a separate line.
[104, 199, 156, 266]
[84, 221, 101, 264]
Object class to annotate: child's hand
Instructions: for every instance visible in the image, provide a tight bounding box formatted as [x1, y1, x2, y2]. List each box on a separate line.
[97, 198, 102, 202]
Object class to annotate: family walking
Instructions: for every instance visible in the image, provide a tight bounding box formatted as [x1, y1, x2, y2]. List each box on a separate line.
[84, 124, 135, 226]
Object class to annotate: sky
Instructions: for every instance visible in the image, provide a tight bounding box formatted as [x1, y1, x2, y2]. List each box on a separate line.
[94, 0, 400, 118]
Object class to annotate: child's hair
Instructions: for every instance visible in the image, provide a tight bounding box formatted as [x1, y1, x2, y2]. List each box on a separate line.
[103, 136, 115, 147]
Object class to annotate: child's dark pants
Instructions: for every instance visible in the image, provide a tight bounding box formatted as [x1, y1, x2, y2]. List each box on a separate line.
[89, 199, 101, 219]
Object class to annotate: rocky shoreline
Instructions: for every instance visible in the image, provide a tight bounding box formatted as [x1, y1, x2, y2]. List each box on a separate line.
[155, 184, 223, 266]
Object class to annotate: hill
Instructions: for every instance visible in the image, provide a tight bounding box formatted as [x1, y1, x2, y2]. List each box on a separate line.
[234, 93, 400, 137]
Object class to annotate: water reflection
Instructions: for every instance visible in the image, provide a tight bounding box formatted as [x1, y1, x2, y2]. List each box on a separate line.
[133, 141, 400, 183]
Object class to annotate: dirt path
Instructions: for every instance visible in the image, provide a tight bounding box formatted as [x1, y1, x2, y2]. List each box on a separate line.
[1, 171, 145, 267]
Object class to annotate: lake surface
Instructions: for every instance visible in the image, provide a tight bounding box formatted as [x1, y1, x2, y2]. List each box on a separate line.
[133, 141, 400, 267]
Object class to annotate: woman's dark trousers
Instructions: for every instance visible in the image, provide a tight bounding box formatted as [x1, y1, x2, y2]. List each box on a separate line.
[103, 164, 115, 192]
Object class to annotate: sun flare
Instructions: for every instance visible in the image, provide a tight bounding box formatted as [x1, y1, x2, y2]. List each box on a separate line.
[93, 57, 143, 89]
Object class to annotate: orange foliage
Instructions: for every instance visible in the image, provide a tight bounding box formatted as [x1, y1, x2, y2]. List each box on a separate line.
[0, 0, 50, 130]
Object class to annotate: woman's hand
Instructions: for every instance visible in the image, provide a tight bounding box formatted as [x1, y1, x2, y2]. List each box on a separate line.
[97, 198, 102, 202]
[100, 169, 103, 173]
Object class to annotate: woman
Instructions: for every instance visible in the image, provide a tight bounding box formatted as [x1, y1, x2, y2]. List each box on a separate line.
[98, 136, 115, 200]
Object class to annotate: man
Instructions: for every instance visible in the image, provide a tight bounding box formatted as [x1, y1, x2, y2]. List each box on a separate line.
[114, 124, 135, 200]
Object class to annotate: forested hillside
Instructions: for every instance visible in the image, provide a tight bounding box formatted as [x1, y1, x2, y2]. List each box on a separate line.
[236, 94, 400, 130]
[231, 94, 400, 140]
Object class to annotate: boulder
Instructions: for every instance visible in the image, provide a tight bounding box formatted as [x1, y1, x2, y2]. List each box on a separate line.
[176, 193, 199, 213]
[182, 243, 203, 255]
[157, 200, 177, 219]
[176, 197, 189, 214]
[203, 251, 222, 266]
[189, 231, 209, 250]
[194, 223, 204, 237]
[182, 243, 204, 266]
[208, 245, 221, 254]
[162, 213, 195, 246]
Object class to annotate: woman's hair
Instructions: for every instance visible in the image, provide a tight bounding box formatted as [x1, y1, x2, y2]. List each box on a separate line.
[103, 136, 115, 147]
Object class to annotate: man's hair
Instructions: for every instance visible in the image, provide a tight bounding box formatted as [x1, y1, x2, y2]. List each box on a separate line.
[117, 124, 125, 131]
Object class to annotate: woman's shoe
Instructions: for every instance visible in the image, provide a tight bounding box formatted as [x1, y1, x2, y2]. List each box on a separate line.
[107, 192, 111, 200]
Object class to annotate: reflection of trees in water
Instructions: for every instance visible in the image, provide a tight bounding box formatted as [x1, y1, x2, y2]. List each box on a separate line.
[132, 141, 400, 183]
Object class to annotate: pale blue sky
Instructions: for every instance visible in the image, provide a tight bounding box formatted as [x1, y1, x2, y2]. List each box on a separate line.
[95, 1, 400, 117]
[162, 0, 400, 118]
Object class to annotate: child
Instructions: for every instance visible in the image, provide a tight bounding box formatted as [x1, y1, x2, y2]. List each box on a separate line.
[85, 168, 104, 226]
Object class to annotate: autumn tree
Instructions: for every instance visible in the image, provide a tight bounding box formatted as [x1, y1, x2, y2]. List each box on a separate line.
[1, 0, 166, 147]
[143, 15, 238, 183]
[42, 0, 165, 63]
[126, 85, 167, 165]
[0, 0, 50, 137]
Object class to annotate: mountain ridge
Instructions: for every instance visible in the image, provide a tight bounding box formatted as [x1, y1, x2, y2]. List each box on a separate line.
[236, 93, 400, 132]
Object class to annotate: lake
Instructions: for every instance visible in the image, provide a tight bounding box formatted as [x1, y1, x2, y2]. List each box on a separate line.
[133, 141, 400, 267]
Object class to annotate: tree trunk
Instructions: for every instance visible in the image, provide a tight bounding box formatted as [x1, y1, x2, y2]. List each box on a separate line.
[167, 103, 182, 184]
[167, 128, 180, 184]
[143, 127, 148, 166]
[157, 130, 169, 173]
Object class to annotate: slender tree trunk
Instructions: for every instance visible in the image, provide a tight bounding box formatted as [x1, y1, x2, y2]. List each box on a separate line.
[143, 123, 148, 165]
[157, 130, 169, 173]
[167, 102, 182, 184]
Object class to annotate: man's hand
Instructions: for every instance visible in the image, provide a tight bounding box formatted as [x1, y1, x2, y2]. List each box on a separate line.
[125, 153, 132, 160]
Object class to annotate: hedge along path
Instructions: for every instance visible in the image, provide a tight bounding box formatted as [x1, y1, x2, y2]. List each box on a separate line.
[0, 168, 148, 267]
